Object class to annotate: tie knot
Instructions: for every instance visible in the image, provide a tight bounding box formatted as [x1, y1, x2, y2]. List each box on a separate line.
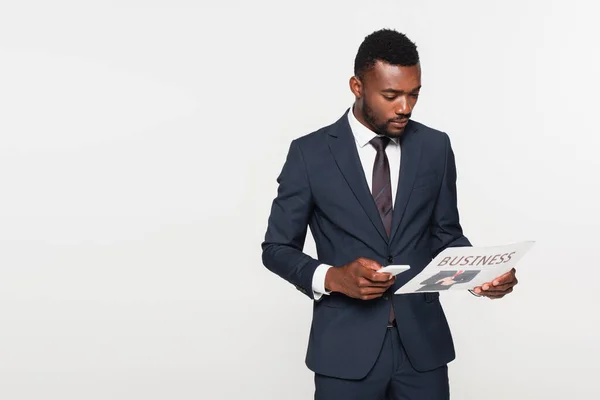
[369, 136, 390, 152]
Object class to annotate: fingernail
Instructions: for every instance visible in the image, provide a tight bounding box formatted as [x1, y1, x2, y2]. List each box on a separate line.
[474, 288, 481, 294]
[483, 285, 489, 290]
[493, 281, 499, 286]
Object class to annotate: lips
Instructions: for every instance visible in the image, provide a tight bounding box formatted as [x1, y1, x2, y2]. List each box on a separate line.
[390, 119, 408, 126]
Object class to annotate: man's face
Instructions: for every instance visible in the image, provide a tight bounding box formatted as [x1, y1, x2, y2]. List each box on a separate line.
[351, 61, 422, 138]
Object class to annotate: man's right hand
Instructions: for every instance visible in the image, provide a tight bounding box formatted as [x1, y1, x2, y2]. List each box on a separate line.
[324, 257, 395, 300]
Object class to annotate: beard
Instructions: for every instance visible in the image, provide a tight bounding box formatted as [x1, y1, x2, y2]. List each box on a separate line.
[362, 100, 411, 138]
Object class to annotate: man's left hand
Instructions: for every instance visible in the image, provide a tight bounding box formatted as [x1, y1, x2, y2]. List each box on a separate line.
[472, 268, 518, 299]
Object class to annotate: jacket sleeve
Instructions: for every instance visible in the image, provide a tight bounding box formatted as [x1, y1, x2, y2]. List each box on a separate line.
[430, 133, 472, 258]
[261, 140, 321, 299]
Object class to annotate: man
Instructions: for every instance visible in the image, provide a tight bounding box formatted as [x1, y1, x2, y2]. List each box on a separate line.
[261, 29, 518, 399]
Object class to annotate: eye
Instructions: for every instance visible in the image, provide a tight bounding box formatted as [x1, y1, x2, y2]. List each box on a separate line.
[383, 95, 396, 101]
[410, 93, 420, 98]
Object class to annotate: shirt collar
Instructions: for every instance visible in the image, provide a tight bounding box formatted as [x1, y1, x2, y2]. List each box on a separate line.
[347, 106, 400, 148]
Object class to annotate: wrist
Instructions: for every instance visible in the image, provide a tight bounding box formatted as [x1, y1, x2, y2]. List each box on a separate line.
[324, 266, 340, 293]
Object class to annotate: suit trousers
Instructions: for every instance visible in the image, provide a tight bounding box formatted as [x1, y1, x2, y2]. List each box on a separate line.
[314, 327, 449, 400]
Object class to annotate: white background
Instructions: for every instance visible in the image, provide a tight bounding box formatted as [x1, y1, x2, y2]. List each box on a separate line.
[0, 1, 598, 399]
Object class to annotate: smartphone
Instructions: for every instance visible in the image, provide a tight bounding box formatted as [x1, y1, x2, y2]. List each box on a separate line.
[375, 265, 410, 276]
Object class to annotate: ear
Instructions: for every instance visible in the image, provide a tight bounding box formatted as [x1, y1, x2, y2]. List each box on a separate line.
[349, 76, 362, 98]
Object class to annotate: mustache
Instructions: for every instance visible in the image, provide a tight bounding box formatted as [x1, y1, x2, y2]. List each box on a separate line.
[389, 113, 411, 122]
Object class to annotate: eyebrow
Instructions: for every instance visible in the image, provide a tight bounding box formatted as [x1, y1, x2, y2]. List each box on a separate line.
[381, 86, 422, 94]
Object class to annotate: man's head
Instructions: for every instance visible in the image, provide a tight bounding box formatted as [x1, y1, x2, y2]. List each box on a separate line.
[350, 29, 421, 138]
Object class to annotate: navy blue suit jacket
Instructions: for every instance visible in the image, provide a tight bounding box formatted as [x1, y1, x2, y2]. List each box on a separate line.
[261, 110, 471, 379]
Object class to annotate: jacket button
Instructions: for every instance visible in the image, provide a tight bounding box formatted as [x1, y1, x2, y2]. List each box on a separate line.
[387, 256, 393, 263]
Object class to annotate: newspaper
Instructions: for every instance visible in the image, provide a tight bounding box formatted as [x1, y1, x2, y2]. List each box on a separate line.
[395, 241, 535, 294]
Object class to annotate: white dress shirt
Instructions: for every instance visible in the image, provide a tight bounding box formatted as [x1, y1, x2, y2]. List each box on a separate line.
[311, 108, 402, 299]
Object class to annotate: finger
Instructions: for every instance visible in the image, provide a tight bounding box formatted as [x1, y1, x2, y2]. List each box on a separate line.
[491, 277, 517, 288]
[357, 293, 386, 300]
[488, 286, 515, 295]
[482, 275, 517, 290]
[482, 280, 514, 292]
[361, 286, 389, 294]
[481, 282, 516, 293]
[481, 289, 512, 296]
[365, 270, 395, 283]
[481, 287, 513, 299]
[357, 257, 382, 271]
[356, 286, 389, 298]
[481, 292, 505, 299]
[474, 284, 513, 295]
[492, 274, 515, 286]
[492, 269, 517, 286]
[357, 277, 394, 288]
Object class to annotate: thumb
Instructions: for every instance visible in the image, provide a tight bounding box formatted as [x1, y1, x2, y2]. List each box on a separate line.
[357, 258, 382, 271]
[494, 268, 515, 285]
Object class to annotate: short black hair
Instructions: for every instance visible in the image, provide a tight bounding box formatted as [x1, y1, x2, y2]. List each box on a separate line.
[354, 29, 419, 79]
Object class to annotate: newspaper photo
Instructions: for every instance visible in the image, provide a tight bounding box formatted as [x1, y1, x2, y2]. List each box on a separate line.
[395, 241, 535, 294]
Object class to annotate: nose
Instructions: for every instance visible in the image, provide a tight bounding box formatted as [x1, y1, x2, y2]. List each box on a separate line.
[395, 96, 411, 115]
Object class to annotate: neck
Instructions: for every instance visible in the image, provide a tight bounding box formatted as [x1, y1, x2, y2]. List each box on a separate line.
[351, 103, 373, 132]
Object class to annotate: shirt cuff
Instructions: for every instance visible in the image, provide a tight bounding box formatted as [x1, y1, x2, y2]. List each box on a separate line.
[312, 263, 333, 300]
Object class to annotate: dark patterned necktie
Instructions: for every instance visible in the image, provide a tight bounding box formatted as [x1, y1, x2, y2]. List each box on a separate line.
[370, 137, 393, 236]
[369, 136, 395, 325]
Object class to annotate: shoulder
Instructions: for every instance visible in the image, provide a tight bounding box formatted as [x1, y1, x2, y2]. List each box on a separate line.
[289, 114, 345, 158]
[409, 119, 450, 143]
[408, 119, 455, 156]
[293, 125, 331, 148]
[407, 120, 458, 170]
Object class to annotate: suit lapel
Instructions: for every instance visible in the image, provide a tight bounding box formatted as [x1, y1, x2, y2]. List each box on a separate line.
[390, 122, 422, 241]
[327, 112, 389, 243]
